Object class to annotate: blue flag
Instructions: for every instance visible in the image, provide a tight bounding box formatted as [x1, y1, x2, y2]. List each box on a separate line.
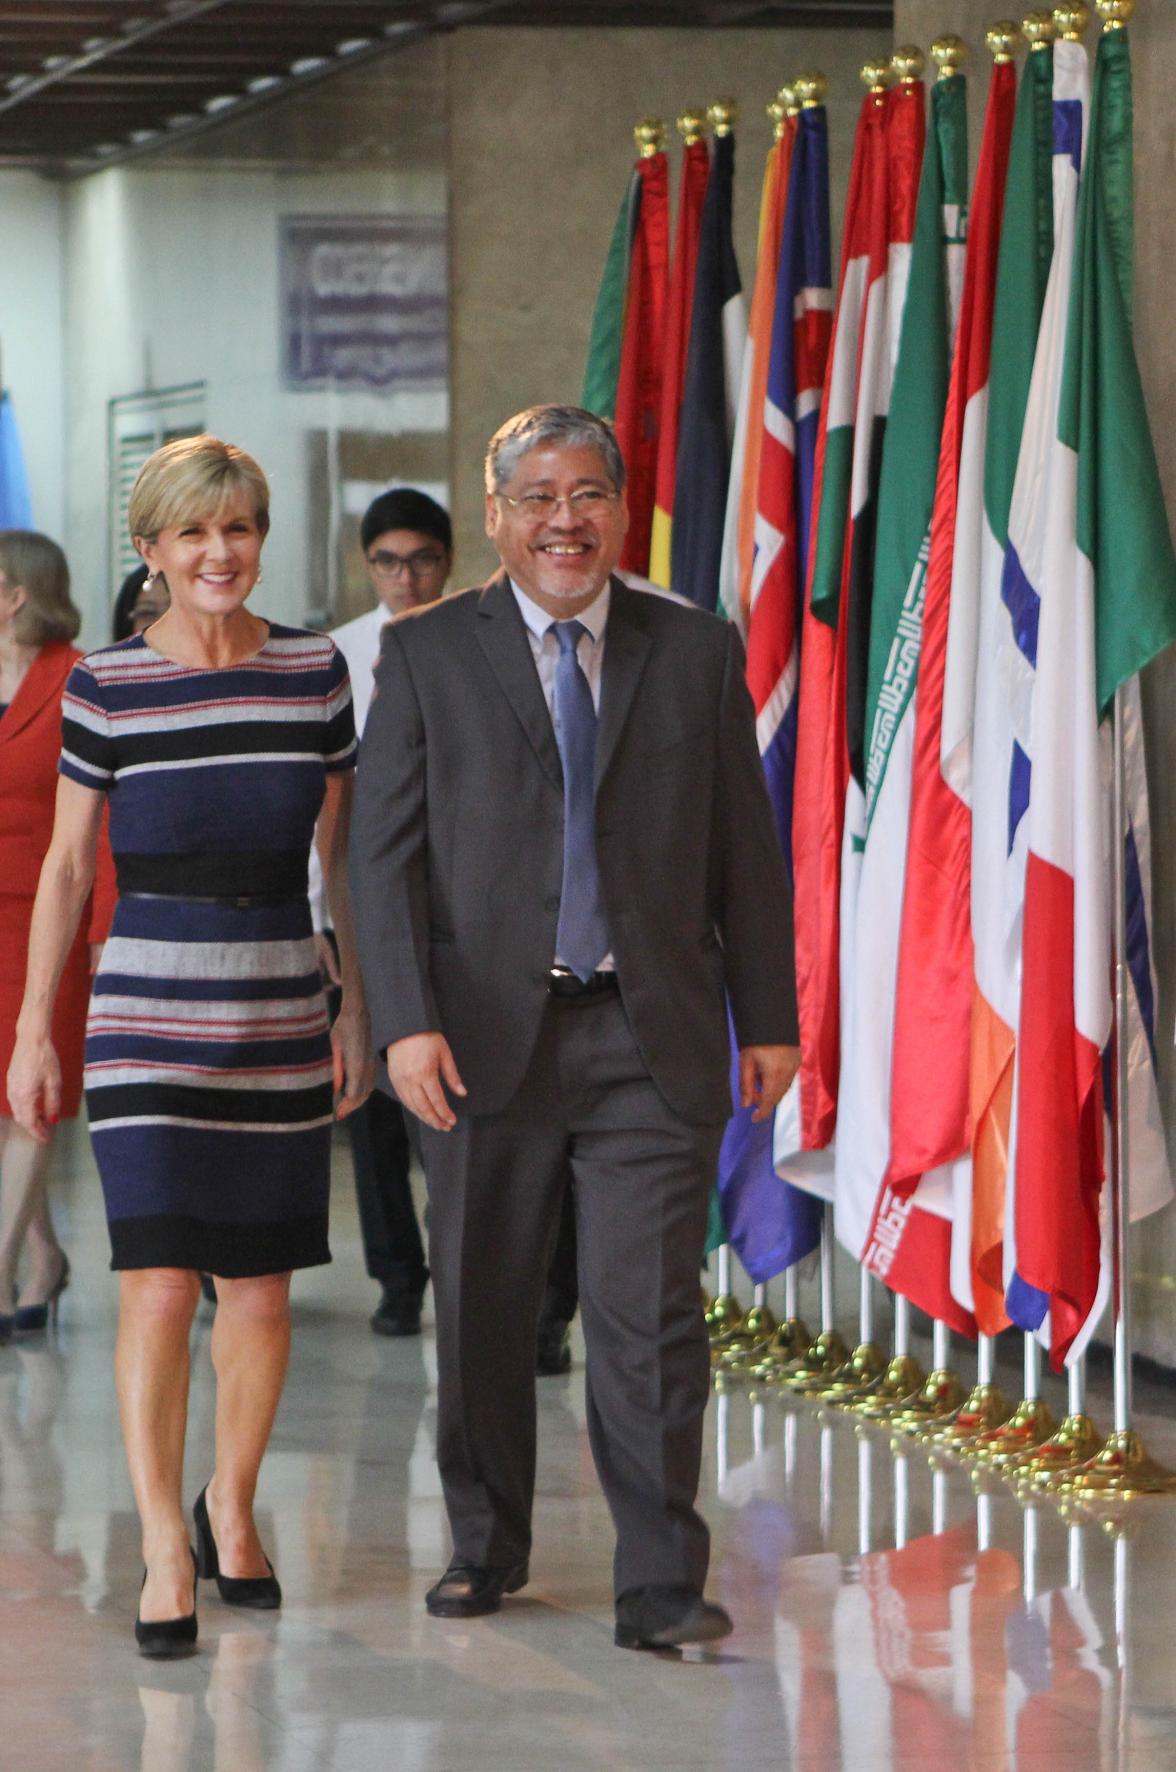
[0, 392, 32, 527]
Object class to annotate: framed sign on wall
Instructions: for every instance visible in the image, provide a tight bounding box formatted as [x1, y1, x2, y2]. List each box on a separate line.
[279, 214, 447, 392]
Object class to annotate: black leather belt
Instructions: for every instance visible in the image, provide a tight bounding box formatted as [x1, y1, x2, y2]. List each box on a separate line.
[123, 891, 303, 909]
[547, 967, 619, 1001]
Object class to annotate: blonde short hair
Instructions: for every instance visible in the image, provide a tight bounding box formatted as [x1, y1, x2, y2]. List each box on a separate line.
[128, 434, 270, 543]
[0, 531, 80, 646]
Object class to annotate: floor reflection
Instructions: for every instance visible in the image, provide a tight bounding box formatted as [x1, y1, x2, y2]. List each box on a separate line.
[5, 1150, 1176, 1771]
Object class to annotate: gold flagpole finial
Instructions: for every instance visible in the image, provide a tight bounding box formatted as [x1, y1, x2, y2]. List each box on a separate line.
[794, 71, 829, 107]
[986, 19, 1022, 60]
[707, 98, 738, 136]
[861, 56, 896, 101]
[1053, 3, 1091, 38]
[931, 35, 968, 77]
[779, 82, 802, 116]
[676, 108, 707, 145]
[1022, 9, 1057, 45]
[1096, 0, 1134, 29]
[767, 96, 789, 138]
[891, 45, 927, 83]
[633, 118, 666, 158]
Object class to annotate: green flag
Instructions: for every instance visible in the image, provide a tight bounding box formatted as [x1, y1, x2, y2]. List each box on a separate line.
[581, 178, 635, 420]
[1059, 25, 1176, 708]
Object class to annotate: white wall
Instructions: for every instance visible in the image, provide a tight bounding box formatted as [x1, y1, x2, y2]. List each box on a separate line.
[0, 172, 65, 544]
[61, 159, 446, 647]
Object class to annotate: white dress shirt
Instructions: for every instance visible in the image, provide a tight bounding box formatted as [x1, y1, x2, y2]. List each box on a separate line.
[309, 604, 389, 931]
[510, 579, 614, 971]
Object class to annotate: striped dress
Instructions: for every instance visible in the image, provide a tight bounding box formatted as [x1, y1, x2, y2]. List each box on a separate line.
[59, 623, 356, 1275]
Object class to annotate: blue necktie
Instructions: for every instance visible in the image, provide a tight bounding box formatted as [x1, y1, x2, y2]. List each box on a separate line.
[550, 620, 609, 982]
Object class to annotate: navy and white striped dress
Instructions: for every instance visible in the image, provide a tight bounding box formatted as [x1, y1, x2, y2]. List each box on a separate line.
[59, 623, 356, 1275]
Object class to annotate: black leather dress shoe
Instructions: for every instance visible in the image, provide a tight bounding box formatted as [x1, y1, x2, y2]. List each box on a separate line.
[535, 1318, 571, 1376]
[425, 1560, 529, 1618]
[613, 1584, 733, 1650]
[370, 1285, 425, 1338]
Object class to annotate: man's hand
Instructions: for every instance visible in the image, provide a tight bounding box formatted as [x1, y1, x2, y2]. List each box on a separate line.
[738, 1044, 801, 1123]
[386, 1031, 467, 1132]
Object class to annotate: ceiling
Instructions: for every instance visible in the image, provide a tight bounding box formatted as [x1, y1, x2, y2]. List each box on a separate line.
[0, 1, 892, 179]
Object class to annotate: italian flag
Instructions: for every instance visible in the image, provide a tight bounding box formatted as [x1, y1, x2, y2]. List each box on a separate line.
[1011, 22, 1176, 1366]
[836, 66, 974, 1334]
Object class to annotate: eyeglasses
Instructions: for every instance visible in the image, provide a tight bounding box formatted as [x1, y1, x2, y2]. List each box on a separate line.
[367, 548, 448, 578]
[495, 490, 619, 519]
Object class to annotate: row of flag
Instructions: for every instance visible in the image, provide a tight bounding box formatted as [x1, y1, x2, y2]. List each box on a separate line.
[582, 9, 1176, 1370]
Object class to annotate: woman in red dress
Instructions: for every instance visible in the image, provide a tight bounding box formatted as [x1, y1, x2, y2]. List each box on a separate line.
[0, 531, 114, 1334]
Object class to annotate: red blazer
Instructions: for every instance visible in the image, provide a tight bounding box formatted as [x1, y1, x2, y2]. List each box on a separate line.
[0, 639, 116, 934]
[0, 642, 117, 1117]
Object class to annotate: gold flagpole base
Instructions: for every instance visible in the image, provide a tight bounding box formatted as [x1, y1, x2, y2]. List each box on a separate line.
[1064, 1430, 1176, 1501]
[814, 1341, 888, 1403]
[887, 1368, 970, 1436]
[848, 1353, 927, 1420]
[710, 1304, 778, 1367]
[1010, 1414, 1105, 1489]
[923, 1383, 1011, 1449]
[964, 1397, 1058, 1467]
[744, 1319, 813, 1398]
[777, 1329, 852, 1394]
[705, 1293, 745, 1342]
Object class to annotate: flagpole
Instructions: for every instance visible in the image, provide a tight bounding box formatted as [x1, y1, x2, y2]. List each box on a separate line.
[929, 1330, 1011, 1453]
[814, 1258, 887, 1404]
[965, 1332, 1057, 1469]
[1068, 669, 1176, 1496]
[850, 1290, 926, 1421]
[779, 1206, 850, 1392]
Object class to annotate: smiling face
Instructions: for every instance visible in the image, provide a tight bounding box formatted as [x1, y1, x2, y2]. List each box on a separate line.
[137, 496, 264, 619]
[484, 442, 628, 617]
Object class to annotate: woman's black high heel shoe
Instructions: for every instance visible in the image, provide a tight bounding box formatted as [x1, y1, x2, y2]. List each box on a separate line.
[13, 1251, 70, 1335]
[193, 1486, 281, 1609]
[135, 1547, 198, 1658]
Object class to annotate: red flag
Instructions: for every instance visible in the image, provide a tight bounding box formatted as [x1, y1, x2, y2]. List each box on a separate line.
[615, 147, 670, 575]
[648, 134, 709, 587]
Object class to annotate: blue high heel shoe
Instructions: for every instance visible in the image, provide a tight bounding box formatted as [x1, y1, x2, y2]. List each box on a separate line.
[13, 1252, 70, 1335]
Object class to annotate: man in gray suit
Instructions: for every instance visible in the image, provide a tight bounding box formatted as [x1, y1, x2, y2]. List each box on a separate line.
[349, 405, 798, 1650]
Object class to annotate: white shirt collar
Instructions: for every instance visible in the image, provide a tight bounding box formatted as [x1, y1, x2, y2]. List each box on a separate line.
[510, 578, 611, 645]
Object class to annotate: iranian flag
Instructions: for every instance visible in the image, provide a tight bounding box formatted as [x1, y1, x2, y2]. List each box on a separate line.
[966, 38, 1056, 1330]
[1010, 22, 1176, 1366]
[837, 66, 974, 1333]
[772, 74, 912, 1187]
[717, 114, 793, 632]
[884, 54, 1018, 1335]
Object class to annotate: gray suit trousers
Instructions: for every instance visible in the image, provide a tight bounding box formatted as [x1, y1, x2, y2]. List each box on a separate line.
[419, 989, 723, 1598]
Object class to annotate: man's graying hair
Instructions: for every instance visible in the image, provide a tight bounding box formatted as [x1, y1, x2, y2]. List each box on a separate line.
[485, 405, 626, 496]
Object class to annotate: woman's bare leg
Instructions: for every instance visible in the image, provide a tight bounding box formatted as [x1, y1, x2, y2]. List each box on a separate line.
[0, 1120, 55, 1307]
[204, 1272, 292, 1578]
[116, 1268, 201, 1622]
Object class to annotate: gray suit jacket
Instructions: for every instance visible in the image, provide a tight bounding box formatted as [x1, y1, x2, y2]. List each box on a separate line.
[348, 571, 797, 1126]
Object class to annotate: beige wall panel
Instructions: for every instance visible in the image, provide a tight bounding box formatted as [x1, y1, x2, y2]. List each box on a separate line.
[447, 24, 881, 584]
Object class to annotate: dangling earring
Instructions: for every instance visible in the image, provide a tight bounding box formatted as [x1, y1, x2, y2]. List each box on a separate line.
[142, 571, 157, 592]
[255, 567, 264, 585]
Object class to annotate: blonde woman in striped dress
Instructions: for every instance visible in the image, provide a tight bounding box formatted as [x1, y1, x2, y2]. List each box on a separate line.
[8, 436, 374, 1655]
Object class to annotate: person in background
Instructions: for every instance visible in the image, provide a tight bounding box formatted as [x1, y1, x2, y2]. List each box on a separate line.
[8, 436, 373, 1656]
[112, 563, 170, 642]
[0, 531, 116, 1338]
[313, 487, 579, 1366]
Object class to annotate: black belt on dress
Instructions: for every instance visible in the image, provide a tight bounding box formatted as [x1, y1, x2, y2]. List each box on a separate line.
[547, 967, 620, 1001]
[122, 890, 305, 909]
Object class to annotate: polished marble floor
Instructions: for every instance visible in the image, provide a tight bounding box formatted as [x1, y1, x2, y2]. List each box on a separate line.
[4, 1128, 1176, 1771]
